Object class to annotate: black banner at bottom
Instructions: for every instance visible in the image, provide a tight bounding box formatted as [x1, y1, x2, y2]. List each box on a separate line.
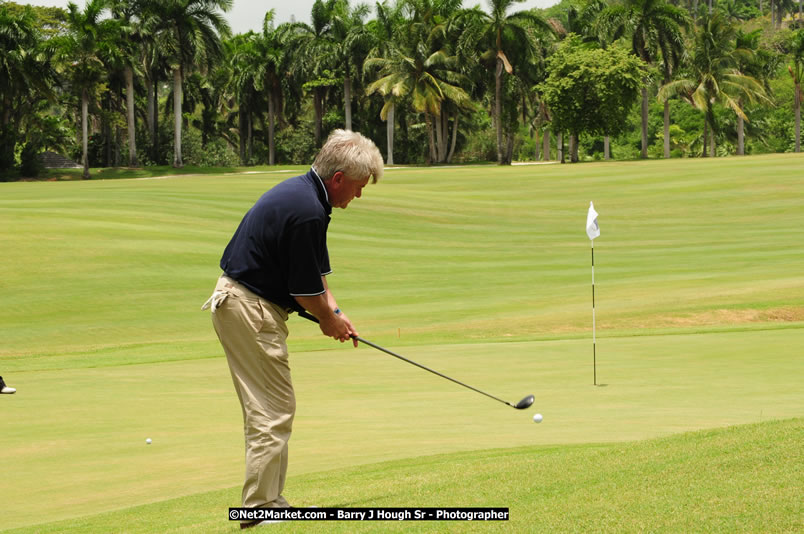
[229, 507, 509, 522]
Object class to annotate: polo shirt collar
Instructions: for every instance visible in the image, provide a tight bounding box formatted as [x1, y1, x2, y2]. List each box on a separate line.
[310, 167, 332, 213]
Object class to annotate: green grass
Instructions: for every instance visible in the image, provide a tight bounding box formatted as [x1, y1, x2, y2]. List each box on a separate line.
[40, 164, 308, 181]
[6, 418, 802, 533]
[1, 153, 802, 532]
[3, 154, 802, 369]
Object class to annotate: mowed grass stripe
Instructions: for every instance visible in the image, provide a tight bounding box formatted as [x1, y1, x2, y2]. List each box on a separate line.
[2, 155, 803, 364]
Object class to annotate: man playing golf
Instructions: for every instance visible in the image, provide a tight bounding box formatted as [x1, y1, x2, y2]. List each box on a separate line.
[203, 129, 383, 528]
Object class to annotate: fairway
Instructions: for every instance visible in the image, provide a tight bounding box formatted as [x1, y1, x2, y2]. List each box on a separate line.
[1, 154, 803, 532]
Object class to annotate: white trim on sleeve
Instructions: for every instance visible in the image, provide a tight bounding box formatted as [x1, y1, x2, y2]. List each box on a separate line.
[289, 289, 327, 297]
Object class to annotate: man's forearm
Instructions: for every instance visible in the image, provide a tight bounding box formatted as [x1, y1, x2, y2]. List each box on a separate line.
[321, 276, 339, 311]
[294, 293, 337, 322]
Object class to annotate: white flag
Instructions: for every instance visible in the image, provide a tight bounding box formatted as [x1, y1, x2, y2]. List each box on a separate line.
[586, 202, 600, 240]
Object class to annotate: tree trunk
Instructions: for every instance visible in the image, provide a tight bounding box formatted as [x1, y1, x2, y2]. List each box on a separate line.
[447, 112, 459, 163]
[604, 135, 611, 160]
[434, 111, 444, 163]
[795, 83, 801, 152]
[146, 74, 155, 139]
[441, 112, 449, 161]
[709, 125, 715, 157]
[426, 113, 436, 164]
[495, 59, 503, 164]
[117, 125, 123, 166]
[82, 88, 90, 179]
[268, 91, 275, 165]
[248, 112, 253, 163]
[104, 95, 112, 167]
[539, 104, 549, 161]
[532, 127, 540, 161]
[776, 0, 782, 28]
[114, 123, 121, 166]
[702, 120, 708, 157]
[569, 133, 579, 163]
[438, 112, 447, 162]
[151, 76, 159, 164]
[314, 88, 323, 146]
[568, 134, 574, 162]
[125, 67, 137, 167]
[239, 108, 247, 164]
[778, 0, 782, 28]
[557, 132, 564, 163]
[2, 100, 9, 130]
[641, 85, 649, 159]
[663, 100, 671, 158]
[771, 0, 776, 28]
[506, 130, 514, 164]
[775, 0, 779, 28]
[737, 113, 745, 155]
[386, 102, 394, 165]
[172, 68, 183, 168]
[344, 74, 352, 131]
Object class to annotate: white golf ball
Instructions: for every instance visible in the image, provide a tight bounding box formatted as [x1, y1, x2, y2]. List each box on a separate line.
[146, 438, 152, 444]
[533, 413, 543, 424]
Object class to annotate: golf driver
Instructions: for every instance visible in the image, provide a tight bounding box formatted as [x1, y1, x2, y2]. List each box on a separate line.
[299, 311, 535, 410]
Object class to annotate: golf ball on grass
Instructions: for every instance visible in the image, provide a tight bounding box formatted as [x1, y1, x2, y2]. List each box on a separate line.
[532, 414, 543, 423]
[146, 438, 152, 444]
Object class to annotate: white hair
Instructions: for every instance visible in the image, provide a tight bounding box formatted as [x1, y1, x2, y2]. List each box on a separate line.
[313, 129, 384, 183]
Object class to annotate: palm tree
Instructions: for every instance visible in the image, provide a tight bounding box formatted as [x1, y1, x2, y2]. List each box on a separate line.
[331, 0, 372, 131]
[461, 0, 553, 164]
[658, 12, 769, 157]
[773, 0, 798, 28]
[789, 30, 804, 152]
[229, 32, 263, 164]
[733, 28, 775, 155]
[186, 64, 232, 149]
[227, 34, 249, 163]
[365, 0, 472, 164]
[285, 0, 339, 146]
[136, 0, 171, 164]
[109, 0, 147, 167]
[146, 0, 232, 167]
[600, 0, 690, 159]
[58, 0, 118, 179]
[365, 0, 405, 164]
[0, 4, 57, 173]
[248, 11, 288, 165]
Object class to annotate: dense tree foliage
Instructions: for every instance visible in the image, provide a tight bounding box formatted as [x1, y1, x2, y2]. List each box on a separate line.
[1, 0, 802, 179]
[541, 35, 645, 161]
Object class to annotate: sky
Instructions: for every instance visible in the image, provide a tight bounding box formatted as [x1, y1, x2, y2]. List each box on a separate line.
[24, 0, 561, 35]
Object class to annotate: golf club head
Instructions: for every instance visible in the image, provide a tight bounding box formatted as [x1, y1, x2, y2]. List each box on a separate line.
[514, 394, 535, 410]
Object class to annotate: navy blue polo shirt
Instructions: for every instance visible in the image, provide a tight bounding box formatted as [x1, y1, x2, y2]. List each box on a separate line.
[220, 169, 332, 312]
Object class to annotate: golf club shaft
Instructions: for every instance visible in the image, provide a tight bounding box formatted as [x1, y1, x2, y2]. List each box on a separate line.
[298, 311, 516, 408]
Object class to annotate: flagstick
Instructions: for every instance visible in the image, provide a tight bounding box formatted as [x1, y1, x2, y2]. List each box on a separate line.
[592, 239, 596, 386]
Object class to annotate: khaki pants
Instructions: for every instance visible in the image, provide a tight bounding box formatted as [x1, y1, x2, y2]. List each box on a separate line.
[208, 275, 295, 509]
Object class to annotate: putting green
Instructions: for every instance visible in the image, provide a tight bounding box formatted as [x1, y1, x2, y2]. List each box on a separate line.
[2, 328, 802, 529]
